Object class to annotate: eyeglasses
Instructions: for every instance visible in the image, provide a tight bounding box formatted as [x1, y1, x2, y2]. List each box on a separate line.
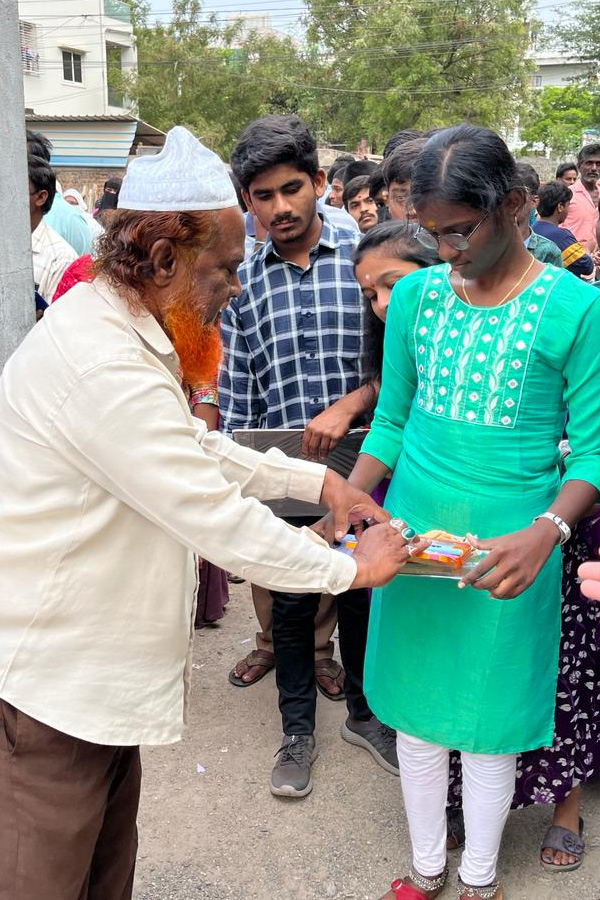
[415, 212, 489, 251]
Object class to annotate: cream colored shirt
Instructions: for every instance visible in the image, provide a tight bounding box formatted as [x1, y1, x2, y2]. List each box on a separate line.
[31, 219, 77, 302]
[0, 278, 356, 746]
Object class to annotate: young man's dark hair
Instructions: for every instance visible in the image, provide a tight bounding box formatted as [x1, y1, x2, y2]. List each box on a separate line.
[577, 142, 600, 165]
[515, 161, 540, 196]
[26, 130, 53, 162]
[342, 159, 379, 185]
[382, 128, 423, 159]
[230, 114, 319, 191]
[556, 161, 577, 180]
[368, 167, 385, 200]
[537, 180, 572, 218]
[327, 154, 355, 185]
[342, 175, 372, 209]
[381, 138, 426, 188]
[28, 154, 56, 214]
[228, 171, 247, 213]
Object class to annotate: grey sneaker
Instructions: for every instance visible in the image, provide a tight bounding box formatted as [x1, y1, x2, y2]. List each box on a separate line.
[270, 734, 318, 798]
[341, 715, 399, 775]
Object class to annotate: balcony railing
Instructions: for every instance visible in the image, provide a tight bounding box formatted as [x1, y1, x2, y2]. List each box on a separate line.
[103, 0, 131, 24]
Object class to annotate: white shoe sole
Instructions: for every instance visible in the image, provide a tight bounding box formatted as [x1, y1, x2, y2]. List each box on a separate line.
[340, 722, 399, 776]
[270, 747, 319, 798]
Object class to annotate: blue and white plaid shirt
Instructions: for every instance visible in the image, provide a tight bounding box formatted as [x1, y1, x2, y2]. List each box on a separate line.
[219, 217, 364, 431]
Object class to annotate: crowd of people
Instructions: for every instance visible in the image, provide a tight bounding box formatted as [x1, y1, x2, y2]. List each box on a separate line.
[2, 114, 600, 900]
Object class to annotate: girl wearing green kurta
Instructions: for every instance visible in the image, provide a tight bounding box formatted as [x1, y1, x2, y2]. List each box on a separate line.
[347, 126, 600, 900]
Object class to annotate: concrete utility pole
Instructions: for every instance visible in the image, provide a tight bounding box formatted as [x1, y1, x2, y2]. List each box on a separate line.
[0, 0, 35, 369]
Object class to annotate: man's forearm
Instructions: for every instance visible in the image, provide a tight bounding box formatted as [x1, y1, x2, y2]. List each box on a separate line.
[335, 381, 379, 421]
[200, 429, 327, 504]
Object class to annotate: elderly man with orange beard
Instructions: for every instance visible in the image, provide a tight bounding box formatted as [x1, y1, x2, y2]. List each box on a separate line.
[0, 127, 422, 900]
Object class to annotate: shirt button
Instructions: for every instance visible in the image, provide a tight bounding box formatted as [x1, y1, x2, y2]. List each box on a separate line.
[305, 311, 312, 317]
[309, 352, 315, 358]
[312, 397, 319, 403]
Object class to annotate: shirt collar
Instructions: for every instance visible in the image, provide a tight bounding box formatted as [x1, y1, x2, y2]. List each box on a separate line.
[91, 276, 179, 373]
[258, 214, 341, 265]
[524, 228, 535, 249]
[571, 179, 596, 205]
[31, 219, 49, 251]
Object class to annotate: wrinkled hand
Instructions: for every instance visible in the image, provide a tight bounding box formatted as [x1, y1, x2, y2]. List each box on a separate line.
[350, 524, 430, 589]
[319, 470, 390, 541]
[311, 511, 337, 545]
[302, 406, 354, 461]
[579, 560, 600, 601]
[457, 520, 559, 599]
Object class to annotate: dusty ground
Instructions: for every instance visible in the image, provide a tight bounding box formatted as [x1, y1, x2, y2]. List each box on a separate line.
[134, 583, 600, 900]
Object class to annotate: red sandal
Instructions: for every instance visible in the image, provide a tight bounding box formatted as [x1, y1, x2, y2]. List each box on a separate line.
[380, 865, 448, 899]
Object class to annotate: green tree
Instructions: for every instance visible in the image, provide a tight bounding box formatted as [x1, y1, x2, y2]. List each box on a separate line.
[126, 0, 309, 156]
[123, 0, 535, 158]
[304, 0, 534, 151]
[520, 85, 599, 156]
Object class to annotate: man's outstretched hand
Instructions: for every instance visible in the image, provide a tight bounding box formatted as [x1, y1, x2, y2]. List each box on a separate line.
[318, 469, 390, 541]
[350, 524, 429, 589]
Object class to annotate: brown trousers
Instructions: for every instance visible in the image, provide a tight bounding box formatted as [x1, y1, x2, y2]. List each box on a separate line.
[252, 584, 337, 660]
[0, 700, 141, 900]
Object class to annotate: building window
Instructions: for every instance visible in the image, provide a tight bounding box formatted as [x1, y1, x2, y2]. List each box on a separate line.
[106, 44, 124, 107]
[20, 21, 39, 74]
[533, 74, 543, 88]
[62, 49, 83, 83]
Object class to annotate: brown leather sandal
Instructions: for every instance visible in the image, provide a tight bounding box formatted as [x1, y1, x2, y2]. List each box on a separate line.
[314, 658, 346, 701]
[228, 649, 274, 687]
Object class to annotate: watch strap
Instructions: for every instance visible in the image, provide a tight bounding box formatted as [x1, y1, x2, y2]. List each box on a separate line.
[533, 512, 571, 545]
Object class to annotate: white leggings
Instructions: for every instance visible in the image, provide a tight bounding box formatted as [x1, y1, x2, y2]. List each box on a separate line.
[396, 731, 517, 887]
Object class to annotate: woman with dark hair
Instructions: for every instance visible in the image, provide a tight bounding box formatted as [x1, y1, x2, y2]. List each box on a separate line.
[343, 124, 600, 900]
[354, 221, 436, 386]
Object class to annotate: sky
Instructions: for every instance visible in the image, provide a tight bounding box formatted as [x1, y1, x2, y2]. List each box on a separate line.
[148, 0, 307, 35]
[147, 1, 565, 37]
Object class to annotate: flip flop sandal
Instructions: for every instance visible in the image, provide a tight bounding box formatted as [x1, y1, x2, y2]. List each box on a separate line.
[228, 650, 274, 687]
[314, 658, 346, 701]
[540, 817, 585, 873]
[446, 807, 465, 851]
[227, 572, 245, 584]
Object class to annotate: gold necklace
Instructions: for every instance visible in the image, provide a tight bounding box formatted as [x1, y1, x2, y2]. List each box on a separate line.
[461, 253, 536, 308]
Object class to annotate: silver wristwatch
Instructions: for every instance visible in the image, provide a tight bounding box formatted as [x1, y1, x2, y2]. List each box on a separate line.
[533, 512, 571, 545]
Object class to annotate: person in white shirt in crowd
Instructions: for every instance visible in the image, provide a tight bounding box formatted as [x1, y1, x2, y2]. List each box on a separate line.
[29, 154, 77, 306]
[64, 187, 104, 249]
[27, 130, 92, 256]
[0, 126, 422, 900]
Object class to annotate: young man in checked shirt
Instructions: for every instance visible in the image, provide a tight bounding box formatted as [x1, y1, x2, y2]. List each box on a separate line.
[220, 115, 398, 797]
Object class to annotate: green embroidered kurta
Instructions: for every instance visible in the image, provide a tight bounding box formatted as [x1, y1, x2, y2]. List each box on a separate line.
[361, 264, 600, 754]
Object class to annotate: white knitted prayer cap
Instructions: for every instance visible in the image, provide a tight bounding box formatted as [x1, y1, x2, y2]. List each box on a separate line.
[118, 126, 238, 212]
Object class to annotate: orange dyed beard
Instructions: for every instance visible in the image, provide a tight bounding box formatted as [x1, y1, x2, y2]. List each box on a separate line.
[163, 296, 222, 387]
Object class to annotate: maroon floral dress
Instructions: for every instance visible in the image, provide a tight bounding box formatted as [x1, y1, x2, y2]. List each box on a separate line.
[447, 509, 600, 809]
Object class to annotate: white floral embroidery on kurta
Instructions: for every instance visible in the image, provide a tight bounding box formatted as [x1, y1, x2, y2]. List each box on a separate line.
[413, 265, 554, 428]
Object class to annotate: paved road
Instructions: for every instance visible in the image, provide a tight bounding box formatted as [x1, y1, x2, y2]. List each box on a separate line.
[134, 583, 600, 900]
